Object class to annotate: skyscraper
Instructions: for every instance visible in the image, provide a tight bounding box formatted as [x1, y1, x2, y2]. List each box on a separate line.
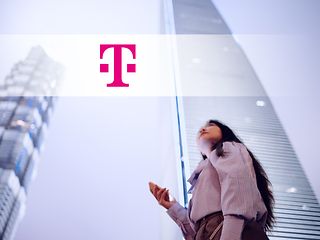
[167, 0, 320, 239]
[0, 47, 63, 239]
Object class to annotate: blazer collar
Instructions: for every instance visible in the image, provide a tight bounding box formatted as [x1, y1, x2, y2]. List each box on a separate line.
[187, 159, 208, 193]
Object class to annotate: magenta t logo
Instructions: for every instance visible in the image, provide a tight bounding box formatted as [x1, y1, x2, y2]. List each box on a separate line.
[100, 44, 136, 87]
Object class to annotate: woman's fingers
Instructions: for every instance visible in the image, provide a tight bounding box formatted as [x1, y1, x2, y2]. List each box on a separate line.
[148, 182, 156, 194]
[159, 190, 172, 209]
[156, 188, 166, 201]
[164, 190, 170, 201]
[151, 188, 158, 199]
[149, 182, 172, 208]
[159, 189, 169, 204]
[154, 185, 160, 194]
[149, 182, 161, 197]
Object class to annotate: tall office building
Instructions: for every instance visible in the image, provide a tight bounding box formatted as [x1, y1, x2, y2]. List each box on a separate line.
[0, 47, 63, 239]
[167, 0, 320, 239]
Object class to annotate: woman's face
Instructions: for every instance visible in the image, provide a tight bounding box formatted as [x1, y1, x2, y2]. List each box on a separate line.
[196, 122, 222, 156]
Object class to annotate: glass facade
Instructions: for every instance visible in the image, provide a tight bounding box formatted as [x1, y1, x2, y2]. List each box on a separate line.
[170, 0, 320, 239]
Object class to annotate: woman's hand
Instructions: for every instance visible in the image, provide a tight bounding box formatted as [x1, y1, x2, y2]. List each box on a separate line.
[149, 181, 177, 210]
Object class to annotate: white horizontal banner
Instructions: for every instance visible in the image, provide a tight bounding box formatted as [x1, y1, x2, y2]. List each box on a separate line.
[0, 34, 304, 96]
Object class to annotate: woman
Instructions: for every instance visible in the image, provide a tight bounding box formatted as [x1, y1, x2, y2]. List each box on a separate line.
[150, 119, 275, 240]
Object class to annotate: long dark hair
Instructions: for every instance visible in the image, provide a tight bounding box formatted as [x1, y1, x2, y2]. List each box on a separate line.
[200, 119, 275, 231]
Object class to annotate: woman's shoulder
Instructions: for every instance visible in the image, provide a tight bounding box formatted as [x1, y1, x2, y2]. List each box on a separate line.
[209, 141, 248, 164]
[209, 141, 245, 164]
[221, 141, 246, 153]
[222, 140, 245, 147]
[211, 141, 257, 179]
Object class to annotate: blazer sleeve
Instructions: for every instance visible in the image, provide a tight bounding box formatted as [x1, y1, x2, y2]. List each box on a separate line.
[166, 202, 196, 240]
[208, 141, 261, 240]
